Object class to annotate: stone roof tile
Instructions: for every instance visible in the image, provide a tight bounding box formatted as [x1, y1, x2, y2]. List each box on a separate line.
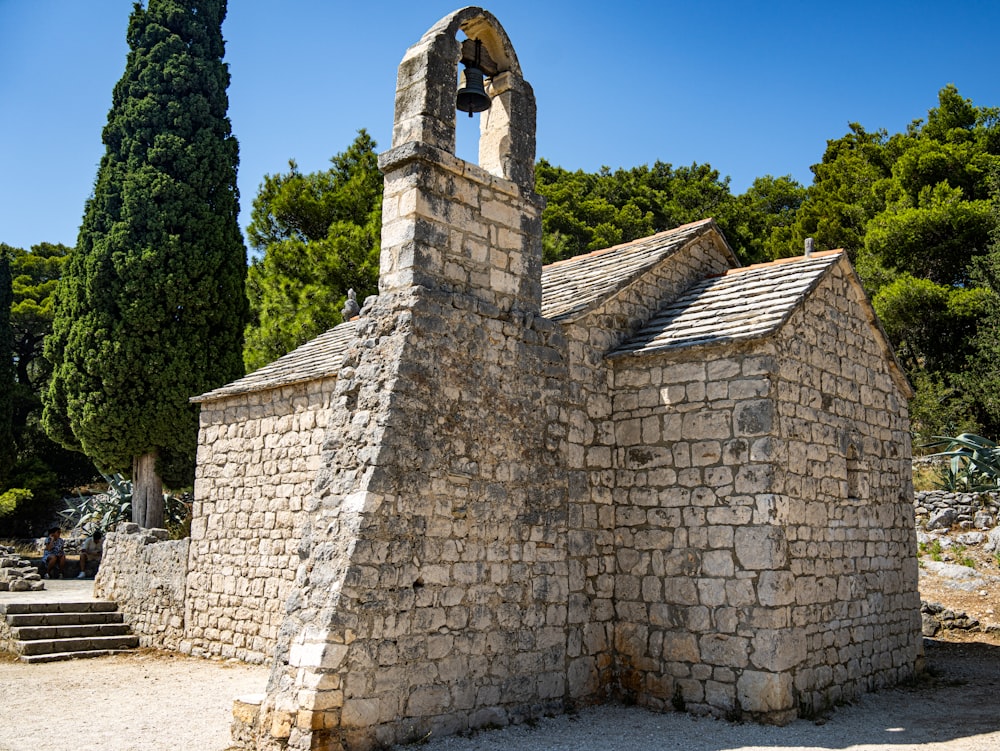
[192, 321, 359, 402]
[610, 251, 842, 357]
[540, 218, 722, 322]
[197, 221, 730, 402]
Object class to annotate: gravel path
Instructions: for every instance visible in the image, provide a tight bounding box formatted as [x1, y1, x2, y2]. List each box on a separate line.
[404, 640, 1000, 751]
[0, 640, 998, 751]
[0, 650, 269, 751]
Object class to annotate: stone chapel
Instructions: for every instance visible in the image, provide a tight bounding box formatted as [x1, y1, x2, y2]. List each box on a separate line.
[174, 7, 920, 750]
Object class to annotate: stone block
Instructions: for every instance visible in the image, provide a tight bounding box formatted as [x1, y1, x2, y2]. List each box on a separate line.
[699, 634, 749, 668]
[734, 400, 774, 436]
[750, 629, 806, 672]
[736, 670, 794, 715]
[757, 571, 796, 607]
[340, 698, 381, 728]
[734, 527, 788, 570]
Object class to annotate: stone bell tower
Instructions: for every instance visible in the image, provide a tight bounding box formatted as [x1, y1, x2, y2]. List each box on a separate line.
[244, 8, 570, 751]
[378, 7, 542, 314]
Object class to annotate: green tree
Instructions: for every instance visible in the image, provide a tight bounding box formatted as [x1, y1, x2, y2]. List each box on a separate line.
[769, 123, 896, 260]
[958, 191, 1000, 434]
[244, 131, 382, 370]
[6, 243, 69, 417]
[43, 0, 247, 528]
[726, 175, 807, 263]
[536, 159, 760, 264]
[0, 250, 14, 486]
[0, 244, 95, 535]
[768, 86, 1000, 440]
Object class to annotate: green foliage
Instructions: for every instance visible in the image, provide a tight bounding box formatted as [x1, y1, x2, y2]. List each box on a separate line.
[0, 488, 31, 518]
[244, 131, 381, 370]
[535, 159, 763, 264]
[919, 539, 944, 562]
[0, 243, 95, 510]
[59, 472, 190, 537]
[872, 274, 991, 374]
[0, 250, 13, 486]
[951, 544, 976, 569]
[769, 123, 896, 260]
[925, 433, 1000, 491]
[864, 187, 993, 288]
[42, 0, 247, 491]
[4, 242, 68, 392]
[725, 175, 807, 263]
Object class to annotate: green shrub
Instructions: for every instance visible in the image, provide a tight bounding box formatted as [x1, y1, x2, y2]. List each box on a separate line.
[0, 488, 32, 517]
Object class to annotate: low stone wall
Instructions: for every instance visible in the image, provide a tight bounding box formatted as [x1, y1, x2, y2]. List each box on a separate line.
[914, 490, 1000, 530]
[0, 545, 44, 592]
[94, 524, 189, 650]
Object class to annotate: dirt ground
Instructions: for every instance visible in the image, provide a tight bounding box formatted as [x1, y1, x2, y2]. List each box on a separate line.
[0, 557, 998, 751]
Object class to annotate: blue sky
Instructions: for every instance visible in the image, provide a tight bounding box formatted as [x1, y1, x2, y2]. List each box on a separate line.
[1, 0, 998, 251]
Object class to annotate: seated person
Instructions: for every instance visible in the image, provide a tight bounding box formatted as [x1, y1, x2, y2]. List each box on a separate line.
[77, 530, 104, 578]
[42, 526, 66, 578]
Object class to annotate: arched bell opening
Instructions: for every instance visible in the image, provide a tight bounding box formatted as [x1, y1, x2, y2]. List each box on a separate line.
[454, 33, 492, 165]
[390, 7, 536, 189]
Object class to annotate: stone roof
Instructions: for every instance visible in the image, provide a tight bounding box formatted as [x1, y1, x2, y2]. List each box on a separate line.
[191, 321, 359, 402]
[540, 218, 728, 322]
[610, 250, 844, 357]
[196, 220, 734, 403]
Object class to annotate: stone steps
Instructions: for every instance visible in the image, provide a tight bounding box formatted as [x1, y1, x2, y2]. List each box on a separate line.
[0, 601, 138, 663]
[5, 611, 125, 627]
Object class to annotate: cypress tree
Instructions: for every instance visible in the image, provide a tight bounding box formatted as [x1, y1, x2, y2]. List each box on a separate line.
[0, 251, 14, 486]
[43, 0, 247, 527]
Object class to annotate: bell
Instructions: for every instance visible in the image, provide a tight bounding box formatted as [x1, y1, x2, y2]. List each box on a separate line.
[456, 65, 491, 117]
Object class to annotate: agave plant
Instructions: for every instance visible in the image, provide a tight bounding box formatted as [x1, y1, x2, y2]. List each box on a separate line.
[924, 433, 1000, 492]
[60, 473, 191, 536]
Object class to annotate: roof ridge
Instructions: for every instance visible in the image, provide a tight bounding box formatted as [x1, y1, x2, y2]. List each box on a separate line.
[542, 218, 715, 269]
[721, 249, 842, 276]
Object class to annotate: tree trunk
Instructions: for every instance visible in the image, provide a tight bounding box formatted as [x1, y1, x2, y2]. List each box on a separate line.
[132, 451, 164, 529]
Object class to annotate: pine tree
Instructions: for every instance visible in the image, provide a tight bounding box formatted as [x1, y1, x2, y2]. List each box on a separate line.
[244, 131, 382, 370]
[43, 0, 247, 527]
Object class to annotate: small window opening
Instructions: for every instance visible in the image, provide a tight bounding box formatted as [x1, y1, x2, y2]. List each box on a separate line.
[847, 444, 862, 501]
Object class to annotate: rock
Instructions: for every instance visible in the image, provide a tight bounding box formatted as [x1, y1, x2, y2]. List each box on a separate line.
[921, 561, 980, 580]
[985, 527, 1000, 553]
[956, 531, 986, 546]
[974, 510, 995, 529]
[926, 508, 957, 530]
[921, 613, 940, 636]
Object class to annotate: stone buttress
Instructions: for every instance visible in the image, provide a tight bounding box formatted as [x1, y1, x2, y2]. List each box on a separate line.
[247, 8, 571, 750]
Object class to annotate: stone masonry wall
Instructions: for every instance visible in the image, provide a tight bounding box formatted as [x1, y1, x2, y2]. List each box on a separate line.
[94, 524, 188, 649]
[773, 261, 919, 716]
[558, 234, 736, 702]
[609, 341, 791, 719]
[604, 261, 919, 722]
[251, 136, 569, 749]
[914, 490, 1000, 530]
[185, 378, 336, 662]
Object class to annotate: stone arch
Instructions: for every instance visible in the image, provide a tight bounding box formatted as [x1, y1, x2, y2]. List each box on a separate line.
[391, 6, 536, 187]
